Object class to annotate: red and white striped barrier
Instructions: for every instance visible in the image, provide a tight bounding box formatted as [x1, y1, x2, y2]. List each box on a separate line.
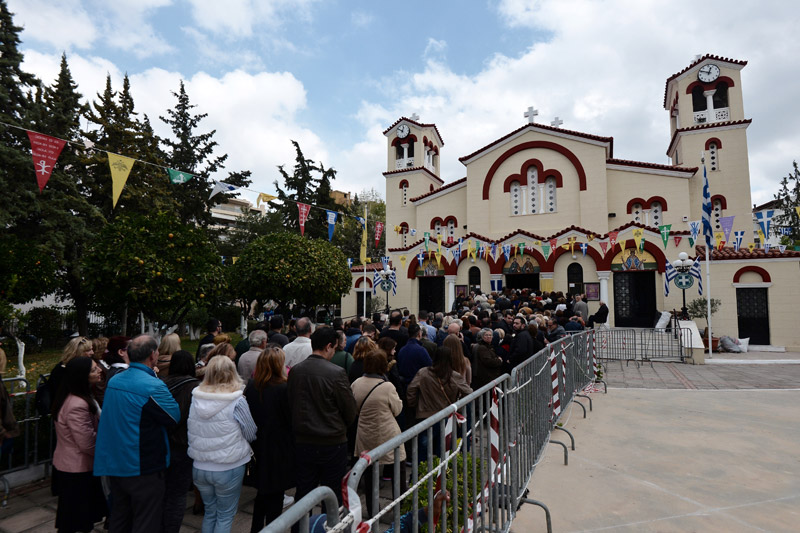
[550, 348, 561, 420]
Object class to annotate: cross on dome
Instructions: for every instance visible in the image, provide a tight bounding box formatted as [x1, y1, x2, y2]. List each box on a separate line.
[410, 113, 420, 121]
[551, 117, 563, 127]
[524, 106, 538, 124]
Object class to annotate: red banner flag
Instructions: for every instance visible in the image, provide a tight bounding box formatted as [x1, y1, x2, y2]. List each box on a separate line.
[599, 241, 609, 254]
[673, 235, 682, 247]
[374, 222, 384, 247]
[608, 231, 619, 250]
[549, 238, 558, 249]
[27, 131, 67, 192]
[297, 203, 310, 236]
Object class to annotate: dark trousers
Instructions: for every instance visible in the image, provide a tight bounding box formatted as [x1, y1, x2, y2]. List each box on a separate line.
[162, 454, 193, 533]
[109, 471, 166, 533]
[294, 442, 348, 509]
[250, 490, 284, 533]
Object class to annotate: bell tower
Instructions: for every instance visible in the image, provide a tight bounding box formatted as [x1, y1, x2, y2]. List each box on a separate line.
[383, 115, 445, 250]
[664, 54, 753, 239]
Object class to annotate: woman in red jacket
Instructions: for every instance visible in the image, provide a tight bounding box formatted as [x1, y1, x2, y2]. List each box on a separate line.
[52, 357, 107, 533]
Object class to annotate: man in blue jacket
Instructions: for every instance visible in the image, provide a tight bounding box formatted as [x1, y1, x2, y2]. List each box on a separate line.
[94, 334, 180, 533]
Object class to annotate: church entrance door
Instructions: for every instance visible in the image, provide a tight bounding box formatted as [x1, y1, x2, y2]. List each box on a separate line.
[418, 277, 445, 314]
[505, 274, 540, 291]
[736, 288, 770, 345]
[613, 272, 656, 328]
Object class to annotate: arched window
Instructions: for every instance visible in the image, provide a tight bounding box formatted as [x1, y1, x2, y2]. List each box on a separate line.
[434, 221, 442, 237]
[447, 219, 456, 240]
[527, 167, 539, 214]
[468, 266, 481, 289]
[510, 180, 523, 216]
[650, 201, 662, 227]
[712, 82, 729, 109]
[708, 142, 719, 171]
[632, 202, 643, 223]
[713, 199, 723, 231]
[400, 222, 409, 247]
[400, 180, 409, 206]
[544, 177, 557, 213]
[567, 263, 584, 295]
[692, 85, 707, 112]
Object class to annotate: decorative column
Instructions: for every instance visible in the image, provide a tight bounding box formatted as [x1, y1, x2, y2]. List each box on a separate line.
[401, 143, 409, 162]
[703, 90, 716, 122]
[445, 275, 457, 312]
[540, 273, 554, 293]
[597, 271, 610, 304]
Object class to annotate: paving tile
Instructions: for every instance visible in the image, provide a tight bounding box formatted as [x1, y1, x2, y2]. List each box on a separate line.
[0, 507, 54, 533]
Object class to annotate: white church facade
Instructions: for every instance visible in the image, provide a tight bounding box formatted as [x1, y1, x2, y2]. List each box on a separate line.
[341, 54, 800, 350]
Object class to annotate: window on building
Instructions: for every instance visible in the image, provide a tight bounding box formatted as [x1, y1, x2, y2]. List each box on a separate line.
[510, 180, 523, 216]
[713, 199, 723, 231]
[527, 167, 539, 214]
[545, 177, 557, 212]
[712, 82, 729, 109]
[402, 184, 408, 206]
[632, 202, 643, 224]
[692, 85, 707, 112]
[708, 142, 719, 171]
[567, 263, 584, 295]
[434, 221, 442, 237]
[650, 201, 662, 227]
[468, 266, 481, 290]
[447, 219, 456, 240]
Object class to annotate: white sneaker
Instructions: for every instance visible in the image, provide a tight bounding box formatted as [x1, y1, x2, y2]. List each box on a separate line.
[283, 494, 295, 508]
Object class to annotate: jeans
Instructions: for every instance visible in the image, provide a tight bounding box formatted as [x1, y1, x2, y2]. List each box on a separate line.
[193, 464, 247, 533]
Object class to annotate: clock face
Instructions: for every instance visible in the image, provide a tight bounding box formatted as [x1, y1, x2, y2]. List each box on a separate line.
[697, 64, 720, 83]
[397, 124, 410, 139]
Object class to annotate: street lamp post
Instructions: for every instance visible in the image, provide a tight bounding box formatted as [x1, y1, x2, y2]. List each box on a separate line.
[672, 252, 694, 320]
[377, 267, 394, 316]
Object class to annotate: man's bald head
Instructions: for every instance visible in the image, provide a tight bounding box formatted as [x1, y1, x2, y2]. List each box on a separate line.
[447, 322, 461, 335]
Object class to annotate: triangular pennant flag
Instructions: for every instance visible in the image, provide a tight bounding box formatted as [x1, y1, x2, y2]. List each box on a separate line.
[231, 257, 239, 264]
[168, 168, 193, 184]
[754, 210, 774, 237]
[399, 255, 407, 270]
[417, 249, 425, 265]
[778, 244, 787, 254]
[757, 229, 766, 243]
[688, 237, 695, 247]
[347, 258, 353, 269]
[27, 131, 67, 192]
[599, 241, 608, 254]
[381, 256, 390, 270]
[640, 236, 645, 252]
[435, 251, 443, 269]
[608, 231, 618, 250]
[502, 244, 511, 262]
[580, 242, 588, 257]
[375, 222, 384, 247]
[658, 224, 671, 248]
[796, 206, 800, 219]
[437, 234, 443, 255]
[567, 236, 577, 255]
[673, 235, 682, 247]
[325, 210, 337, 241]
[210, 180, 237, 199]
[108, 153, 136, 207]
[355, 216, 365, 229]
[733, 230, 745, 252]
[587, 234, 595, 242]
[719, 215, 735, 243]
[747, 242, 756, 253]
[394, 225, 401, 234]
[549, 238, 558, 249]
[491, 243, 497, 261]
[257, 192, 277, 207]
[714, 231, 724, 249]
[542, 244, 551, 260]
[764, 243, 772, 253]
[297, 203, 311, 236]
[632, 228, 644, 252]
[688, 221, 701, 241]
[561, 244, 569, 250]
[360, 228, 368, 265]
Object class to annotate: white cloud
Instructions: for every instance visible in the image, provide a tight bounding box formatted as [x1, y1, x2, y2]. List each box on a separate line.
[8, 0, 97, 50]
[423, 38, 448, 62]
[187, 0, 319, 36]
[351, 11, 374, 28]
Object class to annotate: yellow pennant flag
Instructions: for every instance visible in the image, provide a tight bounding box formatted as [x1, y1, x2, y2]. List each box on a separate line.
[587, 234, 595, 242]
[568, 236, 577, 254]
[757, 229, 766, 243]
[108, 153, 136, 207]
[748, 242, 756, 252]
[399, 255, 407, 270]
[437, 234, 442, 255]
[256, 193, 277, 207]
[796, 206, 800, 219]
[435, 252, 443, 269]
[534, 240, 541, 246]
[360, 229, 367, 265]
[714, 232, 724, 248]
[632, 228, 644, 252]
[394, 225, 401, 234]
[231, 257, 239, 264]
[561, 244, 569, 250]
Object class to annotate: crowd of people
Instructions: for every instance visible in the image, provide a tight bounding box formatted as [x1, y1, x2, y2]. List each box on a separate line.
[29, 287, 605, 533]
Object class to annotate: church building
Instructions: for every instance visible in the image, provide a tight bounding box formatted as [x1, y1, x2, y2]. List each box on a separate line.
[342, 54, 800, 350]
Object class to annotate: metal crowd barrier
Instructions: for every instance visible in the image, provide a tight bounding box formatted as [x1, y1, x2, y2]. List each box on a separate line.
[594, 328, 690, 365]
[264, 331, 603, 533]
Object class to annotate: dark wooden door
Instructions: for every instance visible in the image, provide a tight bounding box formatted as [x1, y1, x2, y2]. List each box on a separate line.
[504, 274, 540, 291]
[419, 277, 445, 314]
[613, 272, 656, 327]
[736, 288, 769, 344]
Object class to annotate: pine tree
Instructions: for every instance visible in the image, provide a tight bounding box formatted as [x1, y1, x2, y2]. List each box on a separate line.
[160, 81, 246, 226]
[274, 140, 340, 240]
[773, 161, 800, 245]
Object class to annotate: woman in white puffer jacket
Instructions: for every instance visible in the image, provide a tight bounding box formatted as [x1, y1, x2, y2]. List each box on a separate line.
[188, 355, 257, 533]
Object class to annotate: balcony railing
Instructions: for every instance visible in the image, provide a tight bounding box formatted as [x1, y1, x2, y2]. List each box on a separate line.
[693, 107, 730, 124]
[395, 157, 414, 169]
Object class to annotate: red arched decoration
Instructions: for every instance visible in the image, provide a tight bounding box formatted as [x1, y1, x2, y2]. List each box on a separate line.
[544, 243, 605, 272]
[705, 137, 723, 150]
[733, 266, 771, 283]
[626, 198, 647, 214]
[646, 196, 668, 211]
[503, 174, 523, 193]
[685, 76, 735, 97]
[444, 215, 458, 227]
[597, 239, 668, 273]
[398, 179, 409, 189]
[542, 170, 564, 187]
[391, 134, 418, 147]
[355, 277, 373, 288]
[482, 141, 587, 199]
[430, 217, 444, 229]
[433, 145, 439, 155]
[711, 194, 727, 209]
[502, 159, 564, 192]
[430, 184, 435, 191]
[399, 222, 409, 234]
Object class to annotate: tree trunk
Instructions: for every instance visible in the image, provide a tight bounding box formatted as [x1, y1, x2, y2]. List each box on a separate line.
[74, 293, 89, 337]
[121, 303, 128, 336]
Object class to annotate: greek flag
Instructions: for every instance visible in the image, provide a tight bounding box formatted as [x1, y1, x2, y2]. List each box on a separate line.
[689, 257, 703, 295]
[381, 256, 390, 270]
[209, 181, 238, 198]
[754, 210, 774, 237]
[701, 165, 714, 251]
[664, 260, 677, 297]
[372, 270, 382, 294]
[389, 270, 397, 295]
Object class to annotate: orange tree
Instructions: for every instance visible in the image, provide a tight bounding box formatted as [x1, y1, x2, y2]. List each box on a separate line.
[83, 211, 225, 330]
[229, 231, 351, 314]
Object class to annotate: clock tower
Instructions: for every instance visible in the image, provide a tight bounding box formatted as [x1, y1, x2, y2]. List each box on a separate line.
[383, 116, 445, 250]
[664, 54, 753, 240]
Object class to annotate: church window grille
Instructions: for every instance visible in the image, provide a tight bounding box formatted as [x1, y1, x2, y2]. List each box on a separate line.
[709, 143, 719, 171]
[447, 219, 455, 240]
[434, 221, 442, 237]
[527, 167, 539, 214]
[632, 203, 643, 224]
[650, 202, 662, 227]
[402, 184, 408, 206]
[545, 177, 557, 212]
[713, 199, 723, 231]
[510, 180, 523, 216]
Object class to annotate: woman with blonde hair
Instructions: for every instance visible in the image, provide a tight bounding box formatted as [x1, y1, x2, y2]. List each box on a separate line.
[49, 337, 95, 411]
[244, 346, 295, 532]
[443, 334, 472, 385]
[347, 336, 377, 383]
[188, 356, 256, 533]
[157, 333, 182, 376]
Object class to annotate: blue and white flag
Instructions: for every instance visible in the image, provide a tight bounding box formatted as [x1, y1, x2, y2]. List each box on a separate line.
[410, 228, 417, 237]
[209, 181, 237, 198]
[372, 270, 382, 294]
[580, 242, 588, 257]
[347, 258, 353, 269]
[664, 260, 677, 297]
[754, 210, 774, 237]
[355, 216, 365, 229]
[491, 243, 497, 260]
[689, 220, 701, 242]
[701, 165, 714, 250]
[417, 249, 425, 265]
[381, 255, 390, 270]
[389, 270, 397, 295]
[502, 244, 511, 262]
[778, 244, 787, 254]
[325, 210, 337, 241]
[689, 257, 703, 295]
[733, 230, 745, 252]
[779, 226, 792, 236]
[764, 243, 771, 253]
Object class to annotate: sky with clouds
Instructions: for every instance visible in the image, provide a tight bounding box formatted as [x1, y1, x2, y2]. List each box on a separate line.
[9, 0, 800, 206]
